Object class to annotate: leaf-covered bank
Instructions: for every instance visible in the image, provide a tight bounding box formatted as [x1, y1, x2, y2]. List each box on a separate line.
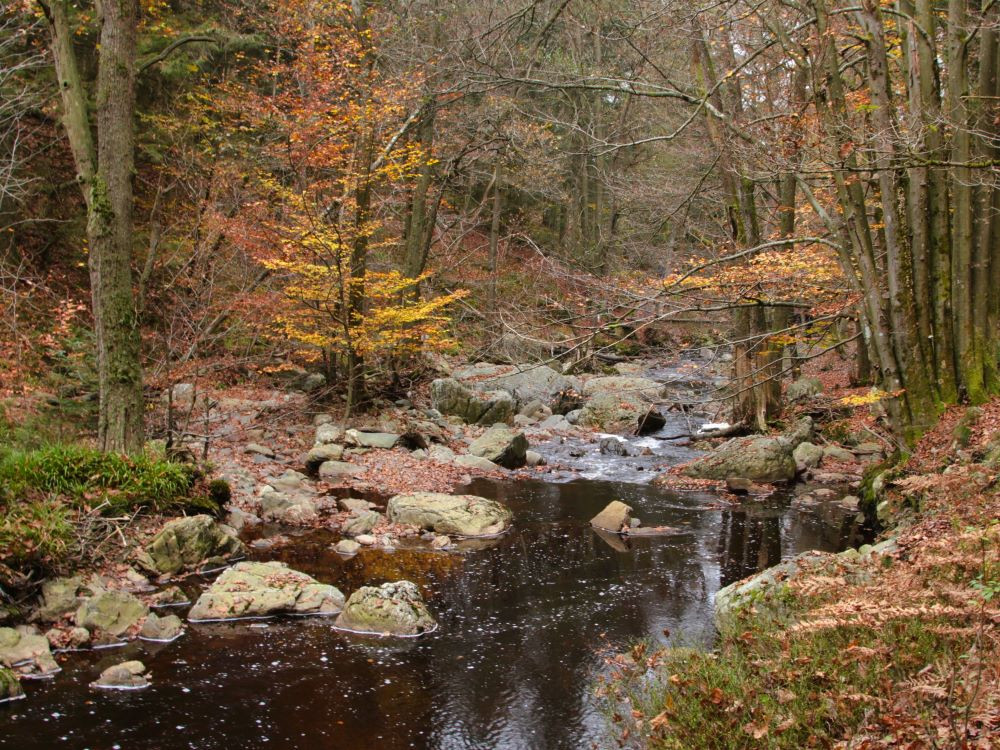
[601, 404, 1000, 748]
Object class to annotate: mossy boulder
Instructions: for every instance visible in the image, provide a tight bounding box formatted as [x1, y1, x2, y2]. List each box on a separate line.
[468, 425, 528, 468]
[75, 590, 148, 637]
[0, 666, 23, 702]
[683, 418, 813, 483]
[430, 378, 515, 425]
[387, 492, 512, 537]
[334, 581, 436, 636]
[0, 627, 58, 675]
[786, 376, 823, 402]
[187, 561, 344, 621]
[135, 515, 244, 576]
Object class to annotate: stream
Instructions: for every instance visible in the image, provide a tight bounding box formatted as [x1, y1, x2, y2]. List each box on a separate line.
[1, 472, 863, 749]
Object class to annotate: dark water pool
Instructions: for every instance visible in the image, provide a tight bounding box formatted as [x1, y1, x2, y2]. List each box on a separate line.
[1, 478, 864, 750]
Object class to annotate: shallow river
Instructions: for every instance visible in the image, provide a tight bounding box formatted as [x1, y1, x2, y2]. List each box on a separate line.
[2, 471, 862, 750]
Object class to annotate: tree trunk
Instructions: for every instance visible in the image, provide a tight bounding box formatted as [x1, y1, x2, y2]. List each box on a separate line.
[40, 0, 144, 453]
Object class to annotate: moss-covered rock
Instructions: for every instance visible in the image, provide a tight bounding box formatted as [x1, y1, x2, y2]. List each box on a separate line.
[134, 515, 244, 575]
[387, 492, 512, 537]
[75, 590, 148, 637]
[187, 561, 344, 621]
[334, 581, 436, 636]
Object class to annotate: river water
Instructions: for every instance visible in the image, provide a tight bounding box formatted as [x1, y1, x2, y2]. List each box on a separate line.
[2, 468, 862, 750]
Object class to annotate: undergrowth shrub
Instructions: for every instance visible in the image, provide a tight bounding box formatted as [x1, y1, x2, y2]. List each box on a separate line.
[0, 444, 199, 513]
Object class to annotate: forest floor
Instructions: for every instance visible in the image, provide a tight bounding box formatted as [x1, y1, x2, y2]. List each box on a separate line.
[600, 397, 1000, 749]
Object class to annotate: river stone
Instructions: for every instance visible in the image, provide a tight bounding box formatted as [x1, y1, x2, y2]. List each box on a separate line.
[793, 441, 824, 471]
[225, 507, 261, 534]
[0, 667, 23, 702]
[581, 376, 664, 402]
[683, 436, 796, 483]
[431, 378, 516, 425]
[150, 586, 190, 608]
[683, 419, 813, 483]
[318, 460, 365, 479]
[590, 501, 633, 532]
[452, 363, 576, 407]
[824, 445, 856, 462]
[315, 423, 343, 445]
[135, 515, 245, 575]
[453, 454, 498, 472]
[577, 392, 648, 431]
[599, 436, 631, 456]
[139, 613, 184, 642]
[0, 627, 57, 675]
[75, 590, 149, 637]
[525, 450, 545, 467]
[187, 561, 344, 621]
[306, 443, 344, 472]
[428, 444, 457, 462]
[342, 510, 383, 536]
[334, 581, 436, 636]
[90, 660, 149, 690]
[355, 534, 377, 546]
[345, 429, 399, 449]
[786, 376, 823, 402]
[468, 425, 528, 468]
[35, 576, 88, 622]
[387, 492, 512, 537]
[335, 539, 361, 555]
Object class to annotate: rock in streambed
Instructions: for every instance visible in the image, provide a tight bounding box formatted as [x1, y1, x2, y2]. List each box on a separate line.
[334, 581, 436, 636]
[187, 562, 344, 621]
[387, 492, 512, 537]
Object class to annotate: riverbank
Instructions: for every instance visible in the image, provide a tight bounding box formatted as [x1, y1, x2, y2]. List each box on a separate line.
[601, 401, 1000, 749]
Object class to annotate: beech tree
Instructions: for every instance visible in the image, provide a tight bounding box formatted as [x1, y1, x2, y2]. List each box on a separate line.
[38, 0, 143, 453]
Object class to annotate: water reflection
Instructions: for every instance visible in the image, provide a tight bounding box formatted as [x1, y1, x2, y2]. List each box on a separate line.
[2, 478, 862, 750]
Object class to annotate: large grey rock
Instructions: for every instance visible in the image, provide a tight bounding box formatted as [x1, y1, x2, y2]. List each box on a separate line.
[682, 417, 813, 483]
[269, 469, 308, 493]
[90, 660, 150, 690]
[430, 378, 515, 425]
[387, 492, 512, 537]
[334, 581, 436, 636]
[335, 539, 361, 555]
[824, 445, 856, 462]
[135, 515, 245, 575]
[581, 376, 664, 402]
[786, 376, 823, 402]
[590, 501, 632, 532]
[187, 561, 344, 621]
[0, 627, 58, 675]
[468, 425, 528, 469]
[683, 435, 797, 482]
[345, 429, 399, 449]
[75, 590, 149, 636]
[793, 441, 824, 471]
[452, 363, 576, 407]
[577, 392, 650, 431]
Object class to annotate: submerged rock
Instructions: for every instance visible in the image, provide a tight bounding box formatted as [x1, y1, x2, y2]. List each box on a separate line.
[75, 590, 149, 637]
[90, 660, 150, 690]
[135, 515, 245, 576]
[0, 667, 24, 702]
[590, 501, 633, 533]
[187, 561, 344, 621]
[387, 492, 512, 537]
[139, 613, 184, 642]
[468, 425, 528, 469]
[335, 539, 361, 555]
[334, 581, 436, 636]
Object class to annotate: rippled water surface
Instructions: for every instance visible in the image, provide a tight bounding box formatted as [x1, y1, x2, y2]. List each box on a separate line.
[2, 472, 863, 750]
